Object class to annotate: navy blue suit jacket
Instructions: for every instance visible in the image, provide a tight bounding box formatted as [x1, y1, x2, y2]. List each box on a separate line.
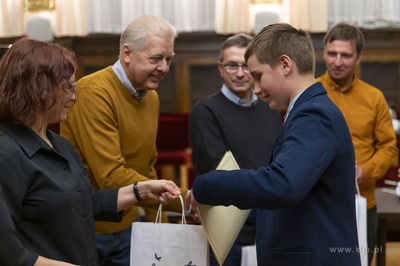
[193, 82, 361, 265]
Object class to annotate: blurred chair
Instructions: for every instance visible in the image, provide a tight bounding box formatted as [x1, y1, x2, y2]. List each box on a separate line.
[376, 164, 400, 188]
[376, 164, 400, 243]
[155, 114, 192, 189]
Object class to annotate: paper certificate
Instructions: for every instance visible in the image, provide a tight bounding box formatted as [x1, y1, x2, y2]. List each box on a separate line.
[197, 151, 251, 266]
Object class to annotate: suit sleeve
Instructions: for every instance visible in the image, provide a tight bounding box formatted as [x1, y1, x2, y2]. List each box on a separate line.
[189, 102, 228, 175]
[193, 105, 338, 209]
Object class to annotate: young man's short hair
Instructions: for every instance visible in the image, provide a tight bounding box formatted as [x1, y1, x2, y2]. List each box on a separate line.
[245, 23, 315, 75]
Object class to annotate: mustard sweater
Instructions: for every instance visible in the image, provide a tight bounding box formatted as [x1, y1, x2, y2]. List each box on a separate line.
[61, 66, 185, 234]
[317, 72, 398, 209]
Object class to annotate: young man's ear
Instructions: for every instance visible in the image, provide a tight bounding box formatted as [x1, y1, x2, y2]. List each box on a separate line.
[279, 55, 292, 76]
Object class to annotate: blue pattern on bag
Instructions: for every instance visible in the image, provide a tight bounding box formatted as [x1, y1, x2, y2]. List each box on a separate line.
[151, 260, 196, 266]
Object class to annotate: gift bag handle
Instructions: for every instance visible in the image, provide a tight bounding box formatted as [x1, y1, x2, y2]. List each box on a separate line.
[355, 178, 361, 195]
[155, 195, 186, 224]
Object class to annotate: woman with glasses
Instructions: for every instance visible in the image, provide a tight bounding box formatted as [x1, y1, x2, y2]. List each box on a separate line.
[0, 37, 181, 266]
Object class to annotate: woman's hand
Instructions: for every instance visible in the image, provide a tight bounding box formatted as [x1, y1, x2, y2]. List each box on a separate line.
[35, 256, 79, 265]
[137, 179, 181, 203]
[117, 180, 181, 211]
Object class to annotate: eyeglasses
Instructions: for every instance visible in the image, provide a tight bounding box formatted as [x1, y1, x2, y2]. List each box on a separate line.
[71, 81, 76, 89]
[223, 63, 249, 74]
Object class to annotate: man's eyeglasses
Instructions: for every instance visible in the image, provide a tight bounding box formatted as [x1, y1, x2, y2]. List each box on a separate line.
[223, 63, 249, 74]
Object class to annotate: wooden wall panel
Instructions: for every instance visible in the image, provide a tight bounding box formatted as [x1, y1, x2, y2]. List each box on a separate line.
[2, 30, 400, 112]
[361, 61, 400, 105]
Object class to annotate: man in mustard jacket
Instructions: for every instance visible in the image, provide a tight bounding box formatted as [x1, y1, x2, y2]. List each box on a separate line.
[316, 22, 398, 264]
[61, 15, 186, 265]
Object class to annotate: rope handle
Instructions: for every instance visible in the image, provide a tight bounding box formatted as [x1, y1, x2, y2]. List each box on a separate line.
[155, 195, 186, 224]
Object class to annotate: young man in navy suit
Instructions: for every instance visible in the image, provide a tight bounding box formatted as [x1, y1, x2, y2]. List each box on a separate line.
[189, 23, 361, 265]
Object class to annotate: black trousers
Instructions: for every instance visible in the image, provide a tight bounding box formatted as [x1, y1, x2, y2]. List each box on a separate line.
[367, 205, 378, 265]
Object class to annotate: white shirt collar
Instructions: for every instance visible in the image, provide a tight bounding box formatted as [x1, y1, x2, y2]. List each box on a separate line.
[221, 84, 258, 107]
[112, 59, 147, 99]
[284, 90, 305, 122]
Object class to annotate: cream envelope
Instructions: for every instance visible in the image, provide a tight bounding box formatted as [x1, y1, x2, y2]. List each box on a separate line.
[197, 151, 251, 266]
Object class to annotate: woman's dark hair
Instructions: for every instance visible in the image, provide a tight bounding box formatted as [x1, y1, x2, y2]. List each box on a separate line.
[0, 37, 76, 126]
